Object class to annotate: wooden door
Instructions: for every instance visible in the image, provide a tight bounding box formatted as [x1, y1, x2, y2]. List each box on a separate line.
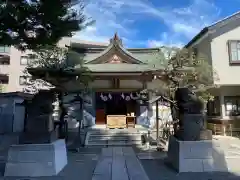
[95, 109, 106, 124]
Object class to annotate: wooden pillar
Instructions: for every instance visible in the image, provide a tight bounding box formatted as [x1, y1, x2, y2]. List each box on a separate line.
[142, 80, 147, 89]
[79, 95, 83, 127]
[220, 94, 226, 119]
[156, 100, 159, 140]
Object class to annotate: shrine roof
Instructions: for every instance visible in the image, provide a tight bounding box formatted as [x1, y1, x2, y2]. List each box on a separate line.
[28, 34, 166, 77]
[76, 51, 158, 64]
[70, 33, 161, 64]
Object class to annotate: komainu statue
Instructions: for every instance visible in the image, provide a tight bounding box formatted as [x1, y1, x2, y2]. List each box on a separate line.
[20, 89, 57, 144]
[174, 88, 212, 141]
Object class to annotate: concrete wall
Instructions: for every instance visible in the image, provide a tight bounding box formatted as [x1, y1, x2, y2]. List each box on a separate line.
[0, 96, 25, 133]
[0, 97, 14, 133]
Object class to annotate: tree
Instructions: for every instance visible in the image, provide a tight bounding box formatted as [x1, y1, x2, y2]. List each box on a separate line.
[23, 45, 91, 92]
[0, 0, 93, 51]
[148, 47, 219, 133]
[23, 45, 92, 143]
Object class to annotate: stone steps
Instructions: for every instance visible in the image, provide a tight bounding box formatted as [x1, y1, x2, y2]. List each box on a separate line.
[89, 131, 143, 136]
[85, 144, 144, 149]
[85, 129, 145, 147]
[88, 135, 142, 141]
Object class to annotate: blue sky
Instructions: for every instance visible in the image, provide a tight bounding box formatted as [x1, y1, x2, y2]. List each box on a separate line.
[74, 0, 240, 48]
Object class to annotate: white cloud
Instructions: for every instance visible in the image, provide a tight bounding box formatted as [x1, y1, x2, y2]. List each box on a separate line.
[74, 0, 221, 47]
[161, 0, 220, 38]
[147, 32, 184, 48]
[74, 0, 136, 43]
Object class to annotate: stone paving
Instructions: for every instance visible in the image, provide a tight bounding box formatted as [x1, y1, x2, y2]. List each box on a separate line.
[0, 146, 240, 179]
[92, 147, 149, 180]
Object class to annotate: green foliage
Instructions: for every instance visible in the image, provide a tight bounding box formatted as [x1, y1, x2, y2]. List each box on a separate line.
[0, 0, 94, 51]
[27, 45, 79, 69]
[149, 47, 219, 103]
[24, 46, 92, 90]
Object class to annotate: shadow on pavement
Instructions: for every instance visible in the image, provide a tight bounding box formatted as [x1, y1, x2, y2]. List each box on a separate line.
[139, 135, 240, 180]
[100, 129, 240, 180]
[2, 128, 240, 180]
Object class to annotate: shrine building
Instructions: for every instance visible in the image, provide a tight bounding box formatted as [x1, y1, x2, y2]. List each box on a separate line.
[28, 33, 172, 129]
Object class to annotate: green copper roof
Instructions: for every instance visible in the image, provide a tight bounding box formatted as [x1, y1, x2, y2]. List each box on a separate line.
[82, 52, 157, 64]
[68, 34, 166, 73]
[70, 34, 161, 65]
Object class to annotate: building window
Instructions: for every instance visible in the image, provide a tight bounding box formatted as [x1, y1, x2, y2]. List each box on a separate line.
[207, 96, 220, 116]
[224, 96, 240, 116]
[20, 55, 36, 66]
[19, 76, 31, 85]
[228, 40, 240, 64]
[0, 46, 10, 53]
[0, 74, 9, 84]
[0, 55, 10, 65]
[20, 56, 29, 65]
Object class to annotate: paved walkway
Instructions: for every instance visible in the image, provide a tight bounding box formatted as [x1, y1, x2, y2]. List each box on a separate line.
[92, 147, 149, 180]
[2, 144, 240, 180]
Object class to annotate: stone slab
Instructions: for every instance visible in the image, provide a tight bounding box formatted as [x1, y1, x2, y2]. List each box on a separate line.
[4, 139, 67, 177]
[125, 156, 149, 180]
[167, 135, 240, 173]
[112, 156, 128, 180]
[92, 147, 149, 180]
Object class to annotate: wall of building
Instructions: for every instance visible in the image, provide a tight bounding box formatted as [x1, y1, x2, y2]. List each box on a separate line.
[193, 36, 212, 65]
[0, 37, 77, 93]
[211, 25, 240, 85]
[212, 86, 240, 119]
[0, 47, 28, 92]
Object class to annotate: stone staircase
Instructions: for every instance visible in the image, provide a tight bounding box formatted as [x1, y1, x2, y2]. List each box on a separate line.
[84, 129, 147, 147]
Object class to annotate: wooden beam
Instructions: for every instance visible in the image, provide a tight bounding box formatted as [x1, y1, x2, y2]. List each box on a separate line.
[93, 75, 152, 80]
[94, 88, 141, 92]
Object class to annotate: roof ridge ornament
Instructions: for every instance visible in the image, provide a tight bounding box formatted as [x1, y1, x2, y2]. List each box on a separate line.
[110, 32, 122, 46]
[114, 32, 119, 40]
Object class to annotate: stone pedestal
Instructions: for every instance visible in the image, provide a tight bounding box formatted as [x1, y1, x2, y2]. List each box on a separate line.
[167, 135, 240, 172]
[4, 139, 67, 177]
